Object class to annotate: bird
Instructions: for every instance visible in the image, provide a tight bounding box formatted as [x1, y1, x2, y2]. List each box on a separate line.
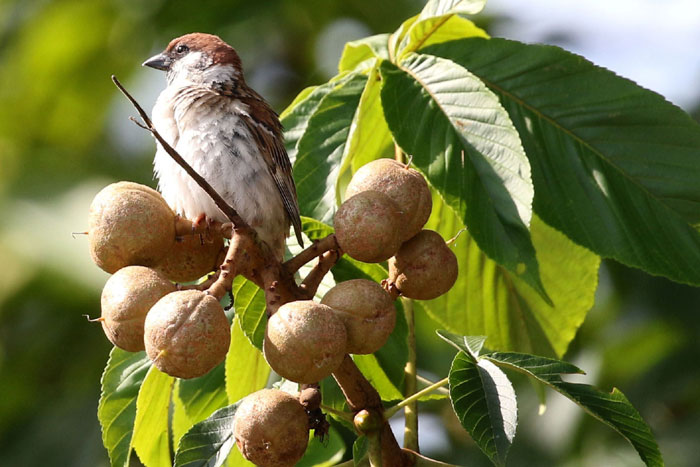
[142, 32, 303, 260]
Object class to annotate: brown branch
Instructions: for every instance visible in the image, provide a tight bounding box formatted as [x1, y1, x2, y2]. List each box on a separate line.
[336, 357, 411, 466]
[112, 75, 245, 227]
[299, 249, 341, 298]
[283, 234, 340, 274]
[332, 355, 382, 412]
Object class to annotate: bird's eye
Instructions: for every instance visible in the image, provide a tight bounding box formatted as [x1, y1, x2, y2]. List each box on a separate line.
[175, 44, 189, 54]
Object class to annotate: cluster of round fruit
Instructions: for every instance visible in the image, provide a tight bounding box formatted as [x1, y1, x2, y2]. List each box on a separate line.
[335, 159, 458, 300]
[239, 160, 459, 466]
[89, 181, 230, 378]
[86, 159, 458, 465]
[263, 159, 458, 386]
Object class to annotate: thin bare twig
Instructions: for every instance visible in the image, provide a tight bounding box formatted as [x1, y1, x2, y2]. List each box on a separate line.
[111, 75, 244, 227]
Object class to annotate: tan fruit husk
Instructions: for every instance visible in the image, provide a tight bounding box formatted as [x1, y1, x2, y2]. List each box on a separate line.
[144, 290, 230, 379]
[234, 389, 309, 467]
[389, 230, 458, 300]
[321, 279, 396, 355]
[263, 300, 347, 384]
[346, 158, 432, 242]
[89, 182, 176, 273]
[154, 233, 225, 283]
[101, 266, 175, 352]
[334, 190, 403, 263]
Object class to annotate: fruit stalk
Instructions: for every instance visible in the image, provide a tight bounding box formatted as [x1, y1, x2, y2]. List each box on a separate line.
[402, 298, 419, 452]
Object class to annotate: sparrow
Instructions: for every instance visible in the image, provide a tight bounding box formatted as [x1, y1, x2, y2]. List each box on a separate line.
[143, 33, 303, 259]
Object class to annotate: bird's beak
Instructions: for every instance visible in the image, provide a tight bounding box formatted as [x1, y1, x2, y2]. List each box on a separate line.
[142, 53, 171, 71]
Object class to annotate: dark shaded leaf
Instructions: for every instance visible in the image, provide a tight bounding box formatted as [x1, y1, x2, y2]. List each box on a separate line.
[173, 403, 240, 467]
[425, 37, 700, 285]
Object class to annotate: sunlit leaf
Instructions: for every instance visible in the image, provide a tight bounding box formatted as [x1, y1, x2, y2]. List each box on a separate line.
[425, 37, 700, 285]
[172, 389, 194, 457]
[338, 34, 390, 73]
[97, 348, 151, 467]
[420, 190, 598, 356]
[132, 366, 174, 467]
[418, 0, 486, 20]
[380, 54, 548, 299]
[225, 316, 270, 404]
[437, 330, 486, 357]
[335, 63, 395, 203]
[398, 12, 487, 59]
[449, 352, 517, 466]
[353, 354, 404, 402]
[232, 276, 267, 349]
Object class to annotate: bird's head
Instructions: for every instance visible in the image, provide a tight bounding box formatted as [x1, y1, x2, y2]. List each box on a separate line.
[143, 33, 243, 87]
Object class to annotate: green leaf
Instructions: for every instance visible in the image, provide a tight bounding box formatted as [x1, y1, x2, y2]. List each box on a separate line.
[420, 187, 599, 356]
[232, 276, 267, 349]
[485, 351, 663, 466]
[374, 299, 408, 387]
[353, 354, 404, 402]
[297, 426, 346, 467]
[172, 389, 194, 457]
[97, 348, 151, 467]
[418, 0, 486, 20]
[338, 34, 390, 73]
[282, 77, 348, 165]
[320, 377, 350, 426]
[482, 352, 585, 377]
[294, 72, 368, 223]
[178, 362, 228, 425]
[424, 37, 700, 285]
[437, 330, 486, 357]
[132, 366, 174, 467]
[352, 436, 368, 466]
[225, 316, 270, 403]
[389, 0, 486, 62]
[335, 63, 395, 204]
[173, 403, 240, 467]
[380, 54, 548, 300]
[398, 13, 487, 59]
[449, 352, 517, 466]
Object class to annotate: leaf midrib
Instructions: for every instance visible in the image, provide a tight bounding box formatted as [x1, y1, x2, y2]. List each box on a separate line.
[395, 56, 530, 233]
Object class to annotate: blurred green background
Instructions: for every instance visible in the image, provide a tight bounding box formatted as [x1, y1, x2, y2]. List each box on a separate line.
[1, 0, 699, 465]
